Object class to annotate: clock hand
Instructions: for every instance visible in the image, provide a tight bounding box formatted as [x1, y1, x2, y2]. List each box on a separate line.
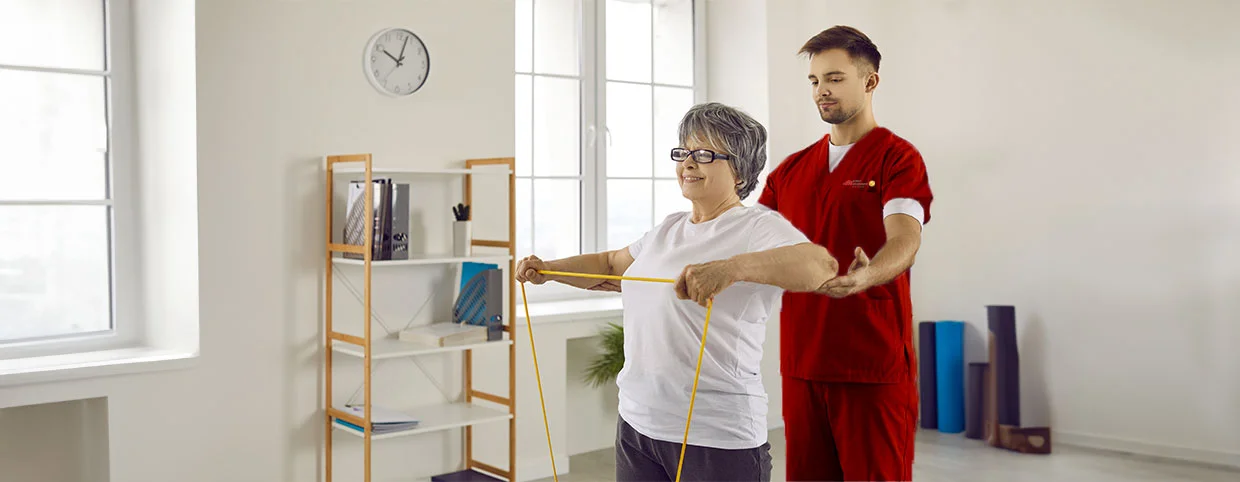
[382, 49, 400, 65]
[398, 37, 408, 62]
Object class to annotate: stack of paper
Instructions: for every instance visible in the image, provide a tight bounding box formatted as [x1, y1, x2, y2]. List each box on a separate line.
[399, 322, 487, 347]
[334, 404, 420, 434]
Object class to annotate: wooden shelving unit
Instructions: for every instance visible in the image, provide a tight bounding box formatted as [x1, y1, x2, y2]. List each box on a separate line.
[323, 154, 518, 482]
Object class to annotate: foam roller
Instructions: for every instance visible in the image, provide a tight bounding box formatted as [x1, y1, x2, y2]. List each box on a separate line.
[934, 321, 965, 433]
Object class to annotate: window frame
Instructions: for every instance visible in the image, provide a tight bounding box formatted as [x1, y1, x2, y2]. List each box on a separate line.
[0, 0, 142, 359]
[516, 0, 708, 303]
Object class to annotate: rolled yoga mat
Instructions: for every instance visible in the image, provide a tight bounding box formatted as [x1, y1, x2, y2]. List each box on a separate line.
[918, 321, 938, 429]
[965, 362, 988, 439]
[986, 332, 999, 446]
[934, 321, 965, 433]
[987, 305, 1021, 427]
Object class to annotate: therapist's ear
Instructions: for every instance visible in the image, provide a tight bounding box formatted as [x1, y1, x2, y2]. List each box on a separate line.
[865, 71, 881, 93]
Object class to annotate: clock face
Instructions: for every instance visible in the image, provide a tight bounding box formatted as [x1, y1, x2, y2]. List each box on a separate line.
[364, 28, 430, 97]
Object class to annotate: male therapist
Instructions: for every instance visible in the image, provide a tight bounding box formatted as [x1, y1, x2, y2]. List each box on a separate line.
[758, 26, 934, 481]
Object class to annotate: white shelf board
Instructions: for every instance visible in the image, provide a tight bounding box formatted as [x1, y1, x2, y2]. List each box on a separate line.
[332, 166, 512, 175]
[332, 337, 512, 359]
[332, 253, 511, 267]
[332, 403, 512, 441]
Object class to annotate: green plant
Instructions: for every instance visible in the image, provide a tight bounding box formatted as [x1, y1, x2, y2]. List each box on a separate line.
[583, 322, 625, 388]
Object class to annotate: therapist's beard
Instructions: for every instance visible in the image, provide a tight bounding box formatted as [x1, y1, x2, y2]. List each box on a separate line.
[819, 102, 859, 125]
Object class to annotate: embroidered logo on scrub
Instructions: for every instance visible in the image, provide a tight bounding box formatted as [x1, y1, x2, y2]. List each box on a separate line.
[843, 180, 877, 191]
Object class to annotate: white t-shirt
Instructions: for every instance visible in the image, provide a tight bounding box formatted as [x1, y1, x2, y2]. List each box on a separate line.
[616, 205, 811, 450]
[829, 141, 926, 225]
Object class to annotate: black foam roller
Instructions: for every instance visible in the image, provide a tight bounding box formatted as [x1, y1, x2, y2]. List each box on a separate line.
[966, 362, 988, 439]
[987, 305, 1020, 426]
[918, 321, 938, 429]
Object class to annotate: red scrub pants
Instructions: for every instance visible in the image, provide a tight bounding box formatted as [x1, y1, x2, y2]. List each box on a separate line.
[782, 376, 918, 481]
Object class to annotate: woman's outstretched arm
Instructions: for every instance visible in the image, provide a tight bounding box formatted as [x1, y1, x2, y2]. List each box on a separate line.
[729, 242, 839, 292]
[516, 247, 636, 291]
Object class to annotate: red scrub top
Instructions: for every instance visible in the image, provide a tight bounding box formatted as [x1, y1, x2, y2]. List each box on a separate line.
[758, 127, 934, 383]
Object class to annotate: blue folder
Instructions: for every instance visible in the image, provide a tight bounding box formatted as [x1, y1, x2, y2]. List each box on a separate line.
[454, 262, 503, 341]
[460, 262, 498, 291]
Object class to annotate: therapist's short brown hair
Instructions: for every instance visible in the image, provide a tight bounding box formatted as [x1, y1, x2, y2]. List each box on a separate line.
[799, 26, 881, 73]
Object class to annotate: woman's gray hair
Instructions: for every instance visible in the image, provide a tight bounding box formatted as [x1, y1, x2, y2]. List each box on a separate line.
[677, 102, 768, 200]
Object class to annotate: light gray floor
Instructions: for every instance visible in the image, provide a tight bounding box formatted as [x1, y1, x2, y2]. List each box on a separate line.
[533, 428, 1240, 481]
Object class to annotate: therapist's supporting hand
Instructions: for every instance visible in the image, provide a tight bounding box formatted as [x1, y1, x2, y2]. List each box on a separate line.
[675, 260, 737, 307]
[516, 255, 550, 284]
[820, 247, 877, 298]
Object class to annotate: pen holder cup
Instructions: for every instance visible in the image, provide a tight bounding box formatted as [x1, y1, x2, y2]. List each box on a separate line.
[453, 220, 472, 257]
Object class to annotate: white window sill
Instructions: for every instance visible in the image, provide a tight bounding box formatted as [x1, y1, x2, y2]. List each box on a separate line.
[0, 347, 198, 387]
[516, 293, 623, 326]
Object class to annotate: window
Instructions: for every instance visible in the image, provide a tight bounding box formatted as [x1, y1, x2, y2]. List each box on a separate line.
[515, 0, 701, 299]
[0, 0, 132, 354]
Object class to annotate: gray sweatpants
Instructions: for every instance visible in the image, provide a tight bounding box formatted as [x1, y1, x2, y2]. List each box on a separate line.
[615, 416, 772, 482]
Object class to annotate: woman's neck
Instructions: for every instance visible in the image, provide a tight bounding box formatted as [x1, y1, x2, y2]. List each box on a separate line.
[690, 197, 743, 224]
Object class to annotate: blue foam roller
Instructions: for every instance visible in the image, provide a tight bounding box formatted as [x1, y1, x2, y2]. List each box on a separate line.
[935, 321, 966, 433]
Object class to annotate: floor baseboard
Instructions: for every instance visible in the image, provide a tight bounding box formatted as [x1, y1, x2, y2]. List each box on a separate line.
[1055, 431, 1240, 471]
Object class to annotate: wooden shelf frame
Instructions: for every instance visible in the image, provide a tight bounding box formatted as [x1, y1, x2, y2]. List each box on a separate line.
[323, 154, 518, 482]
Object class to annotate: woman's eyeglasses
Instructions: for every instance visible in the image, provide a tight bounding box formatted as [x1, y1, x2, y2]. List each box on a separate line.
[670, 148, 732, 164]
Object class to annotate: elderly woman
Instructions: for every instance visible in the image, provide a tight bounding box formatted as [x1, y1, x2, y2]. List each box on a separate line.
[517, 102, 839, 482]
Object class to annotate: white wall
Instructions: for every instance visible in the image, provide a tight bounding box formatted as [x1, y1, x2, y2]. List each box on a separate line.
[565, 337, 621, 454]
[0, 1, 515, 481]
[762, 0, 1240, 467]
[0, 399, 109, 482]
[704, 0, 769, 128]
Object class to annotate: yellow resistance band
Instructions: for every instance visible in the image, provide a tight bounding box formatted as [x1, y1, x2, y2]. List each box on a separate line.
[520, 269, 714, 482]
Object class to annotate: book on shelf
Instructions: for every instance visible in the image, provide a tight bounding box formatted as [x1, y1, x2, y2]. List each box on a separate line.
[343, 178, 410, 260]
[398, 322, 488, 347]
[334, 404, 420, 434]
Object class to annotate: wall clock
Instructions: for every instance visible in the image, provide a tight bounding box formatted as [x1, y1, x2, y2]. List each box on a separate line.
[363, 27, 430, 97]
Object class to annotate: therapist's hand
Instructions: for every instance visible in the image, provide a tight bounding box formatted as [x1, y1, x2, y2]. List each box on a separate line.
[675, 260, 737, 308]
[820, 247, 876, 298]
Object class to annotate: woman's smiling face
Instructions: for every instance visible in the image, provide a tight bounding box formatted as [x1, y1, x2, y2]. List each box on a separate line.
[675, 138, 739, 203]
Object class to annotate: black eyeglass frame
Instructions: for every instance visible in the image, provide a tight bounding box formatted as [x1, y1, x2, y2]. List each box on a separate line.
[670, 147, 732, 164]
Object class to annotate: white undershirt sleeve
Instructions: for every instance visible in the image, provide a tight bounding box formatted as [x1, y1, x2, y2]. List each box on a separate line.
[883, 198, 925, 226]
